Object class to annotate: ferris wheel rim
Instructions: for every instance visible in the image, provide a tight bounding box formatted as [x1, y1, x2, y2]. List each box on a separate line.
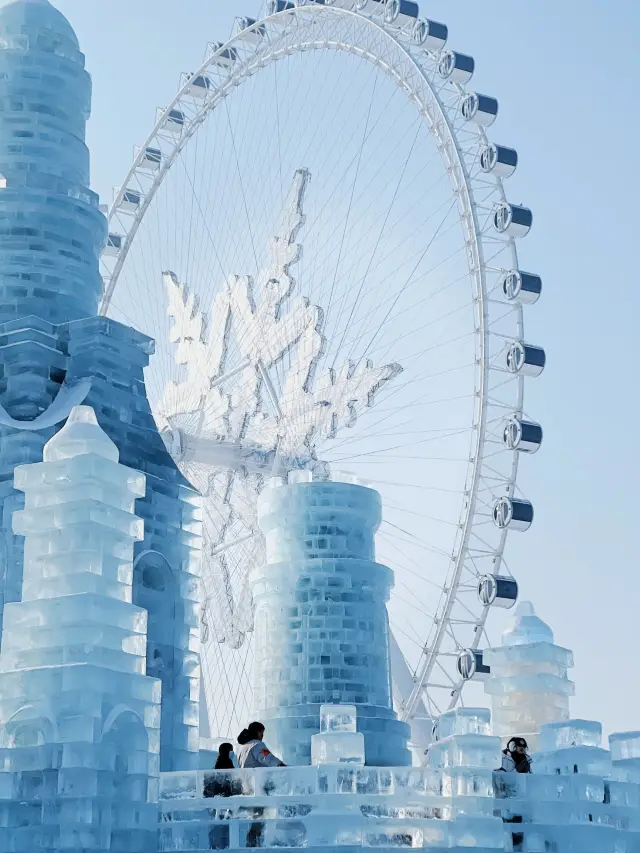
[100, 1, 530, 724]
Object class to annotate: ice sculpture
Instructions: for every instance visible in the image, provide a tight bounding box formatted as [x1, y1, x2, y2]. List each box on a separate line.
[158, 699, 640, 853]
[311, 704, 365, 765]
[0, 0, 202, 772]
[484, 601, 574, 749]
[0, 406, 160, 850]
[252, 475, 410, 766]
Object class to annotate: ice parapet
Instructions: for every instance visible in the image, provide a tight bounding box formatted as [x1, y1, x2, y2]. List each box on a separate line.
[253, 480, 410, 766]
[159, 708, 640, 853]
[484, 602, 574, 749]
[0, 405, 161, 851]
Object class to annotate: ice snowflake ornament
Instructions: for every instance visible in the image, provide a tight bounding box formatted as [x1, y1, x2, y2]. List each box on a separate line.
[157, 169, 401, 649]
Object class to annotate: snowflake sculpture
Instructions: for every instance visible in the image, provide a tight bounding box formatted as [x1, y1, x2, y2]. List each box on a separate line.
[158, 169, 402, 648]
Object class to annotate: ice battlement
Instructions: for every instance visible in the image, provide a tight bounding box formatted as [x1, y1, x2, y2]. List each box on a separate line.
[157, 715, 640, 853]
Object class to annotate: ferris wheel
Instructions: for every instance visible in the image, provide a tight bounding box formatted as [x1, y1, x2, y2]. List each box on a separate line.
[100, 0, 545, 743]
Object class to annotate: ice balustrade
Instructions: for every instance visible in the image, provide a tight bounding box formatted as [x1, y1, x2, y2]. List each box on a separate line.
[158, 711, 640, 852]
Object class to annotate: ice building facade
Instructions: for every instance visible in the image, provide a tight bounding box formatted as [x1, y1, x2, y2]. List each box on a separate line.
[252, 475, 411, 767]
[0, 407, 161, 850]
[0, 0, 201, 772]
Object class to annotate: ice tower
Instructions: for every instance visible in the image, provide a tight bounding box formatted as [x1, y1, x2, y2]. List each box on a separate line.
[0, 0, 202, 772]
[0, 406, 160, 850]
[484, 602, 574, 749]
[253, 475, 410, 766]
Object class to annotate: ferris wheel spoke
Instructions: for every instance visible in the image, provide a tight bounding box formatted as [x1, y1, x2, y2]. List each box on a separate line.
[100, 3, 543, 739]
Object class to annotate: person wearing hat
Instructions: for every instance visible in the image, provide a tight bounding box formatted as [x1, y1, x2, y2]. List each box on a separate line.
[500, 737, 532, 773]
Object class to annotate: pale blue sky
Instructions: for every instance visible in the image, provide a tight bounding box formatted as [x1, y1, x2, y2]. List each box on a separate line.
[54, 0, 640, 736]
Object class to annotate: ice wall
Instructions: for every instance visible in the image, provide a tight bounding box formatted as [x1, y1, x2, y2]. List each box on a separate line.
[484, 602, 574, 749]
[0, 406, 160, 850]
[158, 707, 640, 852]
[253, 476, 410, 766]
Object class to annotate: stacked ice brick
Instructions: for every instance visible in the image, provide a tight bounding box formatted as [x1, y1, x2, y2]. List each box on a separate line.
[425, 707, 506, 849]
[311, 704, 366, 765]
[158, 704, 509, 852]
[0, 406, 161, 851]
[0, 0, 203, 773]
[252, 474, 410, 766]
[492, 719, 640, 853]
[0, 0, 106, 638]
[158, 707, 640, 853]
[484, 601, 574, 750]
[0, 0, 106, 326]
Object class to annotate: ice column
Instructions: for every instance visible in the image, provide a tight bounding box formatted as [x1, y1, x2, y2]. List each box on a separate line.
[0, 0, 106, 324]
[483, 602, 574, 749]
[0, 406, 161, 851]
[253, 476, 410, 766]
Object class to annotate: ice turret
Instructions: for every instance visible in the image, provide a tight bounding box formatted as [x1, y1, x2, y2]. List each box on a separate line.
[484, 602, 574, 749]
[0, 0, 106, 324]
[252, 475, 410, 766]
[0, 406, 160, 849]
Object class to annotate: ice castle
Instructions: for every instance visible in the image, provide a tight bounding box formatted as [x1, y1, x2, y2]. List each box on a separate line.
[0, 0, 639, 851]
[0, 0, 201, 774]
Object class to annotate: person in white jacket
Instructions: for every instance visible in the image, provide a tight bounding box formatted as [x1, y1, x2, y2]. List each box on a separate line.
[236, 721, 286, 768]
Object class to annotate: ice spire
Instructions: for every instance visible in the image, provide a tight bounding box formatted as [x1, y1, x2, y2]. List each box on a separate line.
[0, 406, 160, 848]
[484, 602, 574, 749]
[0, 0, 106, 323]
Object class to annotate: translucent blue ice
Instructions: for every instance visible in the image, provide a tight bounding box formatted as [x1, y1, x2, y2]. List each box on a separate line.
[484, 602, 575, 749]
[157, 700, 640, 851]
[0, 0, 202, 773]
[253, 478, 410, 766]
[0, 406, 160, 850]
[0, 0, 105, 325]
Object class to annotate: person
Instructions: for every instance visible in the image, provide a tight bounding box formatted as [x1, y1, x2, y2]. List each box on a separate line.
[215, 742, 235, 770]
[236, 721, 286, 768]
[203, 743, 238, 799]
[499, 737, 532, 773]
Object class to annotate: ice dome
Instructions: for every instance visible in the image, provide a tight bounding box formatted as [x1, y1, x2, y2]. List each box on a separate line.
[44, 406, 119, 463]
[502, 600, 554, 646]
[0, 0, 79, 50]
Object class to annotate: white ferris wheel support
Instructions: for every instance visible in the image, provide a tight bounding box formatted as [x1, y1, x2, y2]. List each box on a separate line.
[99, 0, 544, 738]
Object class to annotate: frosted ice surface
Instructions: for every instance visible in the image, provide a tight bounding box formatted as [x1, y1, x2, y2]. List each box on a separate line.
[438, 707, 491, 738]
[539, 719, 602, 750]
[43, 404, 119, 461]
[610, 731, 640, 761]
[320, 703, 358, 733]
[502, 601, 554, 646]
[485, 603, 574, 747]
[311, 731, 365, 765]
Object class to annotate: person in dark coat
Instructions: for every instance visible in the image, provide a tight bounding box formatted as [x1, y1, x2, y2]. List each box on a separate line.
[215, 742, 235, 770]
[499, 737, 532, 773]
